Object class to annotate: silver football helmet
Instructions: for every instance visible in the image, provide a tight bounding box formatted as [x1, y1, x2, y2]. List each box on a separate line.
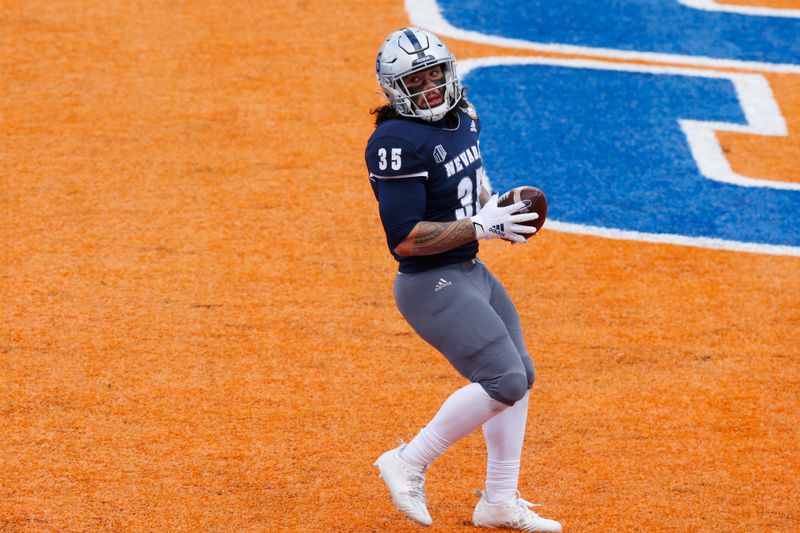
[376, 27, 462, 122]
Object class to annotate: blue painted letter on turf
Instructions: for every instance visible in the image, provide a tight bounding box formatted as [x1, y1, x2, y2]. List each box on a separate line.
[464, 64, 800, 248]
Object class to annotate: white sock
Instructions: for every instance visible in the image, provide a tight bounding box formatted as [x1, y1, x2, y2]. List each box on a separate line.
[482, 390, 530, 503]
[401, 382, 507, 467]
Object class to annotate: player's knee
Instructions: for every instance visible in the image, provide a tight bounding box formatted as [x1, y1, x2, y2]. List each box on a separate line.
[484, 372, 529, 406]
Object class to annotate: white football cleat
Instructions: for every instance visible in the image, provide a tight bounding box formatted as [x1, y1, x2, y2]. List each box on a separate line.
[473, 490, 562, 532]
[373, 445, 432, 527]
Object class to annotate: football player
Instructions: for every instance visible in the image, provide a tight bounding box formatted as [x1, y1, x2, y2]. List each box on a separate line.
[366, 27, 562, 532]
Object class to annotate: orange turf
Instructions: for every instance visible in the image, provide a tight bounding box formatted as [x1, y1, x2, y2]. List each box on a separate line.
[2, 1, 799, 531]
[719, 0, 800, 9]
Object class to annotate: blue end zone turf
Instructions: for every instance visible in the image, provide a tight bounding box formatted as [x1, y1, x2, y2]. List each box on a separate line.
[436, 0, 800, 66]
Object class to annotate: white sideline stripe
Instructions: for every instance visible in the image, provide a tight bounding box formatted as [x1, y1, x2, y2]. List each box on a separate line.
[679, 0, 800, 19]
[546, 220, 800, 257]
[405, 0, 800, 73]
[458, 56, 798, 191]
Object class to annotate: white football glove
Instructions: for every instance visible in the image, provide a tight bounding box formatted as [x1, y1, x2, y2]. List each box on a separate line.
[470, 194, 539, 243]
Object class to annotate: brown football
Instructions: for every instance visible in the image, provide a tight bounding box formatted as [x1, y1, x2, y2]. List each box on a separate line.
[497, 186, 547, 236]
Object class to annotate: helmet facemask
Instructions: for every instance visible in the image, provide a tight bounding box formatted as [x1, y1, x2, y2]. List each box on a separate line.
[395, 61, 460, 122]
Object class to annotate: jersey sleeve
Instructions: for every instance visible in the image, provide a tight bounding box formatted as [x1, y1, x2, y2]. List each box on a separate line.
[464, 100, 481, 131]
[374, 175, 427, 253]
[365, 136, 428, 180]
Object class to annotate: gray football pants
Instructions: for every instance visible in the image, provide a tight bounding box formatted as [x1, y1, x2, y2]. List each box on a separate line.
[394, 259, 535, 405]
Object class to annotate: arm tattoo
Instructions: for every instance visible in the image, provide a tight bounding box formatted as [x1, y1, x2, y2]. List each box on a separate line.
[405, 219, 476, 256]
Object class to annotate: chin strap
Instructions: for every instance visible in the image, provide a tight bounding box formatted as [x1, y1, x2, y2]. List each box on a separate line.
[416, 103, 450, 122]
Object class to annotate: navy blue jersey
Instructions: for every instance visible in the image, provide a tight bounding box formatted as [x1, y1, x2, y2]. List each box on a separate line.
[366, 105, 487, 273]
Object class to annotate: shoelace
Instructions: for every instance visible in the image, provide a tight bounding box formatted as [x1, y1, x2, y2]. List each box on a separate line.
[475, 490, 545, 519]
[515, 496, 547, 521]
[405, 470, 427, 502]
[397, 440, 428, 503]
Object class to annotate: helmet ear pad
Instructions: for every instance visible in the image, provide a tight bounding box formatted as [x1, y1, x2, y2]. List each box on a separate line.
[381, 83, 414, 116]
